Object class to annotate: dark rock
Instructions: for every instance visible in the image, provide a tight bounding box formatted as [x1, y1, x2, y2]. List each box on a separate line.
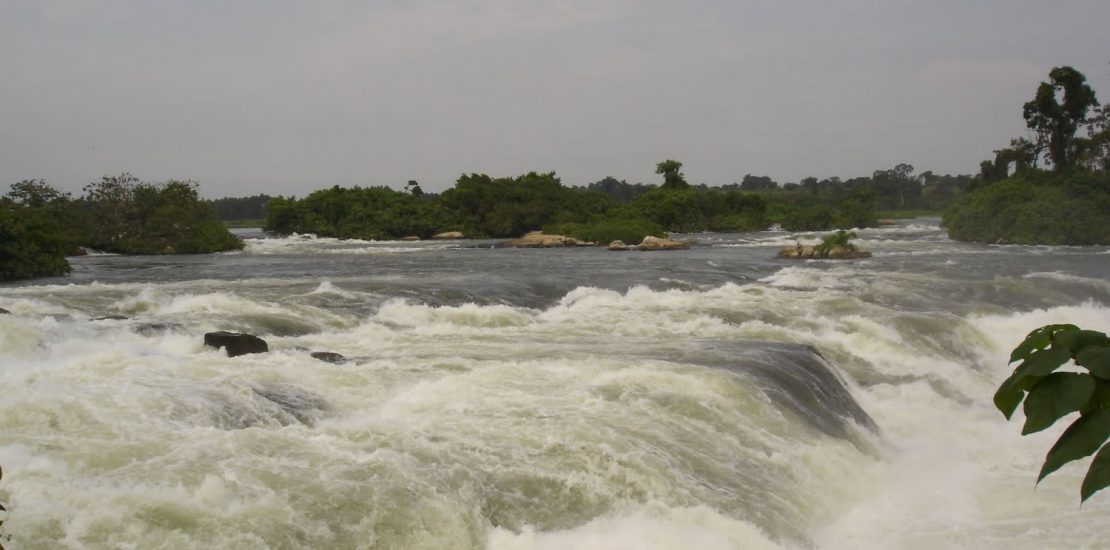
[92, 315, 129, 321]
[135, 322, 184, 335]
[204, 331, 268, 357]
[0, 308, 9, 315]
[310, 351, 347, 364]
[67, 247, 89, 257]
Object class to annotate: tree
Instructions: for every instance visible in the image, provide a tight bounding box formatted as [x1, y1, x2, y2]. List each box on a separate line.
[739, 174, 777, 191]
[406, 180, 425, 197]
[995, 325, 1110, 503]
[1023, 66, 1101, 172]
[655, 159, 688, 189]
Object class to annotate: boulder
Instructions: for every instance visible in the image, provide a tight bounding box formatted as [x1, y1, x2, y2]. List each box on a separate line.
[502, 231, 591, 248]
[608, 240, 630, 251]
[878, 219, 896, 226]
[67, 247, 89, 257]
[637, 235, 689, 251]
[160, 246, 175, 255]
[432, 231, 464, 240]
[204, 331, 269, 357]
[0, 308, 9, 315]
[310, 351, 347, 364]
[777, 245, 872, 260]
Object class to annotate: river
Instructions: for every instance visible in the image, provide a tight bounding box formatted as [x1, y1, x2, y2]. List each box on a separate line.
[1, 219, 1108, 549]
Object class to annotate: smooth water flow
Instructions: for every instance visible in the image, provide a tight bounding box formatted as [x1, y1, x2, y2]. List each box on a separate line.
[1, 220, 1108, 549]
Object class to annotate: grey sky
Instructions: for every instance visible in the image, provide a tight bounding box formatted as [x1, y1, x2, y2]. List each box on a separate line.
[2, 1, 1108, 197]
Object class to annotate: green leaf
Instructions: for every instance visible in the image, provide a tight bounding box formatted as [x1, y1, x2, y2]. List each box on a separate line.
[1054, 329, 1110, 355]
[1077, 346, 1110, 380]
[1039, 409, 1110, 483]
[1022, 373, 1096, 434]
[1081, 444, 1110, 503]
[1020, 347, 1073, 377]
[1080, 379, 1110, 415]
[994, 373, 1027, 419]
[1010, 324, 1078, 363]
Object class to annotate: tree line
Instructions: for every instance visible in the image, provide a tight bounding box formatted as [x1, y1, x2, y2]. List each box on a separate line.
[260, 158, 984, 243]
[1, 175, 242, 281]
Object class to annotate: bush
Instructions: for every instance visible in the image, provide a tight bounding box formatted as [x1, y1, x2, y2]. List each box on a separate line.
[943, 171, 1110, 245]
[0, 205, 71, 281]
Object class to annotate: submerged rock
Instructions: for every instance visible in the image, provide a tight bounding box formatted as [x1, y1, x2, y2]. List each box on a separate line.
[432, 231, 464, 240]
[251, 384, 330, 427]
[502, 231, 591, 248]
[92, 315, 129, 321]
[310, 351, 347, 364]
[204, 331, 269, 357]
[637, 235, 689, 251]
[608, 240, 630, 251]
[777, 245, 871, 260]
[0, 308, 9, 315]
[135, 322, 184, 335]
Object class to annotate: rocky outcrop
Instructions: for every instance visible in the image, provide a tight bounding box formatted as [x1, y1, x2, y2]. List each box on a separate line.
[777, 245, 872, 259]
[608, 240, 630, 251]
[310, 351, 347, 364]
[637, 236, 689, 251]
[204, 331, 269, 357]
[502, 231, 593, 248]
[432, 231, 464, 240]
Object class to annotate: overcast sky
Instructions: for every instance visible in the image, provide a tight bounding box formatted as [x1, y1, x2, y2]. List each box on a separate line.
[2, 1, 1108, 197]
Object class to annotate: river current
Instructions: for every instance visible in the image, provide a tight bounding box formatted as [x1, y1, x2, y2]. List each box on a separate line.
[1, 219, 1108, 549]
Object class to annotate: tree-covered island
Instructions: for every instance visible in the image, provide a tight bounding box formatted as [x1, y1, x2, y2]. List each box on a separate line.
[1, 175, 242, 281]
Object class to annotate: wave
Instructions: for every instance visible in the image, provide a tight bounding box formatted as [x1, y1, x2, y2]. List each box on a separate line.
[3, 276, 1110, 547]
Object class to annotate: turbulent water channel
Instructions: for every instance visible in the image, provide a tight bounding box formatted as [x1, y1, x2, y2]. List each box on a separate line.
[1, 219, 1109, 549]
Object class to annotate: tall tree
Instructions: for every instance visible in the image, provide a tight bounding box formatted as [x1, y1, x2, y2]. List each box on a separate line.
[1023, 66, 1100, 171]
[655, 159, 688, 189]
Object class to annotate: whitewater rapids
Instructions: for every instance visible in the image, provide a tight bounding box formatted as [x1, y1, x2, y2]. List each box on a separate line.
[1, 221, 1108, 549]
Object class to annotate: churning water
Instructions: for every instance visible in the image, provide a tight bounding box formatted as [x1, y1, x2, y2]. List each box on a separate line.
[1, 220, 1108, 549]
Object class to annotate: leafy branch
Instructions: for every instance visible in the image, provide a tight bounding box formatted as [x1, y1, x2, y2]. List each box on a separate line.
[994, 324, 1110, 502]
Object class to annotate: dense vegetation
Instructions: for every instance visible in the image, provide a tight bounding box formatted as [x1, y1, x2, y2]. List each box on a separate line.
[0, 176, 242, 281]
[263, 158, 978, 242]
[995, 325, 1110, 502]
[944, 67, 1110, 245]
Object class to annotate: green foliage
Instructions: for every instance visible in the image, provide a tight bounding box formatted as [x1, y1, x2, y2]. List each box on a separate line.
[0, 181, 80, 281]
[995, 324, 1110, 502]
[1023, 66, 1101, 172]
[265, 185, 455, 239]
[82, 176, 243, 254]
[207, 194, 272, 221]
[813, 230, 857, 258]
[655, 159, 688, 189]
[943, 171, 1110, 245]
[0, 204, 71, 281]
